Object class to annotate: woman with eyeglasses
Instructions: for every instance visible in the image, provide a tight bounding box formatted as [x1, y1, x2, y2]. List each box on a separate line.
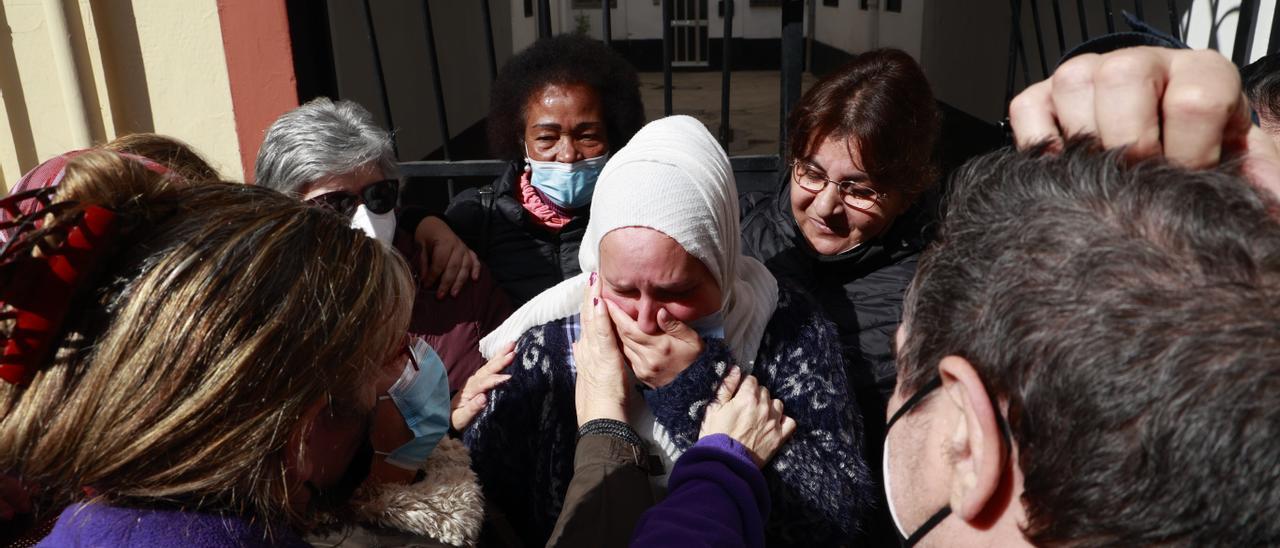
[738, 48, 941, 544]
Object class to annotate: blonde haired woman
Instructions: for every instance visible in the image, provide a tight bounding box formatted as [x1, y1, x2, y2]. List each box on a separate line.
[0, 150, 430, 545]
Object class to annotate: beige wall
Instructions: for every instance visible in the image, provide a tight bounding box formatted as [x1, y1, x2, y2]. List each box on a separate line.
[0, 0, 241, 192]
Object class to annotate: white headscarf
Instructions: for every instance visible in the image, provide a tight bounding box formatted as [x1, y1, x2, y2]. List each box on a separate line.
[480, 115, 779, 367]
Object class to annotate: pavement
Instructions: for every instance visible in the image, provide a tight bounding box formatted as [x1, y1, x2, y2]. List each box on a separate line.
[638, 70, 816, 156]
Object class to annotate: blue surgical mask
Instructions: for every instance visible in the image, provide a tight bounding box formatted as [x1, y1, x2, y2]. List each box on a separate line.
[524, 150, 609, 210]
[686, 311, 726, 340]
[377, 339, 451, 470]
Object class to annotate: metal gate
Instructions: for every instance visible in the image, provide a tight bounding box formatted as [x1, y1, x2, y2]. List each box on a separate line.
[671, 0, 710, 68]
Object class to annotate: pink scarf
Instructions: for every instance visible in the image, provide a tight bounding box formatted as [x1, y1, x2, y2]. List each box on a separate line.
[517, 168, 575, 232]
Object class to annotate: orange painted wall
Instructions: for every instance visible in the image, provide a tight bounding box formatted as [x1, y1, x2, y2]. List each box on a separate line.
[216, 0, 298, 183]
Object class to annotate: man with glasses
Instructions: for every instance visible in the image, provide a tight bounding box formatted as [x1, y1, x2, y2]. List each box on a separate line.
[881, 45, 1280, 547]
[624, 47, 1280, 547]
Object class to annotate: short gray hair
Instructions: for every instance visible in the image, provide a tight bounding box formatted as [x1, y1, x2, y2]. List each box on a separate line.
[254, 98, 398, 195]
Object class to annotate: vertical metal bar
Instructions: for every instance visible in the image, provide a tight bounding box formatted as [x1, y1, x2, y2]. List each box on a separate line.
[1028, 0, 1050, 78]
[1011, 0, 1031, 87]
[779, 0, 803, 156]
[1076, 0, 1090, 40]
[1102, 0, 1116, 33]
[360, 0, 398, 158]
[663, 0, 673, 115]
[1270, 0, 1280, 54]
[1233, 0, 1258, 66]
[1006, 0, 1022, 105]
[602, 0, 612, 45]
[1050, 0, 1066, 53]
[422, 0, 451, 163]
[538, 0, 552, 39]
[1168, 0, 1181, 41]
[480, 0, 497, 81]
[692, 0, 698, 64]
[1132, 0, 1144, 20]
[719, 0, 733, 145]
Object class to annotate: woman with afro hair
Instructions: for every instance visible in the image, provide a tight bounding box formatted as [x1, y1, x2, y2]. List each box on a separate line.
[409, 34, 645, 308]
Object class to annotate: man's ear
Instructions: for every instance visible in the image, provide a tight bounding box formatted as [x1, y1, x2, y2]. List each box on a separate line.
[938, 355, 1006, 521]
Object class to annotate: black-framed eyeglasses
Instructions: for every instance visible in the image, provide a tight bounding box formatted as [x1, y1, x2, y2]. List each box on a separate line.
[306, 179, 399, 217]
[791, 160, 888, 210]
[885, 375, 1013, 547]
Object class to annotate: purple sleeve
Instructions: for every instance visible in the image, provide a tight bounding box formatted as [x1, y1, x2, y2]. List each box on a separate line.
[629, 434, 769, 548]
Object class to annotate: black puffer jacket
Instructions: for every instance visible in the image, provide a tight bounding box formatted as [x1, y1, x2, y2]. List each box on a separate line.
[445, 161, 586, 307]
[741, 181, 928, 399]
[740, 179, 931, 545]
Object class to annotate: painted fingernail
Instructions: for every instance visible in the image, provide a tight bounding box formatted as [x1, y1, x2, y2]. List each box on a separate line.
[590, 272, 597, 285]
[593, 297, 599, 307]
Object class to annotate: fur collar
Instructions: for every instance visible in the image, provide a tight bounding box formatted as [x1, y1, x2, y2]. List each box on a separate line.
[309, 437, 484, 547]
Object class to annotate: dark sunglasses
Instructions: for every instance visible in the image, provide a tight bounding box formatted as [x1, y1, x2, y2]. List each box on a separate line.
[306, 179, 399, 217]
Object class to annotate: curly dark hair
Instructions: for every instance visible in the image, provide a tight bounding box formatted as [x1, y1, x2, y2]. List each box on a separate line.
[487, 34, 645, 161]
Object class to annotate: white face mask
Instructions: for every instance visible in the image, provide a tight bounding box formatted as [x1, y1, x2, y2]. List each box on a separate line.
[882, 377, 953, 547]
[884, 433, 909, 535]
[351, 203, 396, 244]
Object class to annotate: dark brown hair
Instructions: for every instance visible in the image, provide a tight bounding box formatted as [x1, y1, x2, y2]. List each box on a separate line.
[787, 49, 940, 197]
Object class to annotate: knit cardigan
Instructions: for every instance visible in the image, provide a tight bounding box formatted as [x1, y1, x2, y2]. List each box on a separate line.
[464, 282, 872, 546]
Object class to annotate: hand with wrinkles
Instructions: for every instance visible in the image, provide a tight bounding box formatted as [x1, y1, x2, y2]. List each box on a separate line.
[413, 217, 483, 299]
[572, 272, 631, 426]
[1008, 46, 1280, 202]
[700, 367, 797, 468]
[604, 301, 705, 389]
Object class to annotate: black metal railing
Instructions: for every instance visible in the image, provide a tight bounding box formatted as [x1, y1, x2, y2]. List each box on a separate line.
[1007, 0, 1277, 108]
[349, 0, 804, 203]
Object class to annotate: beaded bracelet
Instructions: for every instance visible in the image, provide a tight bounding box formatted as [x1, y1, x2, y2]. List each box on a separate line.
[578, 418, 645, 447]
[578, 418, 665, 475]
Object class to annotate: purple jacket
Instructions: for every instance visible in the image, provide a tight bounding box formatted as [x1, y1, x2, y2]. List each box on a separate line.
[631, 434, 770, 548]
[38, 503, 309, 547]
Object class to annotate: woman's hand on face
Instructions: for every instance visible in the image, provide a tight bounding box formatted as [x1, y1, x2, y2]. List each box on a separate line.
[573, 273, 631, 426]
[1008, 46, 1280, 201]
[451, 341, 515, 432]
[414, 216, 483, 299]
[604, 304, 705, 389]
[699, 367, 797, 468]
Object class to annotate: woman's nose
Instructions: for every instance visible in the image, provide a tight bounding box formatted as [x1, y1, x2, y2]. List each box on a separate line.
[813, 183, 845, 217]
[635, 298, 661, 335]
[554, 139, 583, 164]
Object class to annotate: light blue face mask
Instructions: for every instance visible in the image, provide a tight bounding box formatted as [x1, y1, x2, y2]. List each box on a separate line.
[377, 339, 451, 470]
[525, 151, 609, 210]
[686, 311, 726, 340]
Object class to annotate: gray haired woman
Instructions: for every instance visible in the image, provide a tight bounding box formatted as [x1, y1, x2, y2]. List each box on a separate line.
[255, 97, 514, 392]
